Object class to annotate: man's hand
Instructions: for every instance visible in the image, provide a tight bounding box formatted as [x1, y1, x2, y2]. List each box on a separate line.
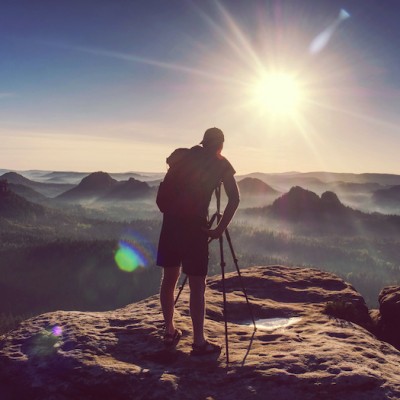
[203, 227, 224, 240]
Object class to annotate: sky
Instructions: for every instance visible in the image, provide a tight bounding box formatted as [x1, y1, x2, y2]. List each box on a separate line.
[1, 0, 400, 174]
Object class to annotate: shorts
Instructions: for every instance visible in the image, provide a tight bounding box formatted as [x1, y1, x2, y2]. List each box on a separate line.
[157, 213, 209, 276]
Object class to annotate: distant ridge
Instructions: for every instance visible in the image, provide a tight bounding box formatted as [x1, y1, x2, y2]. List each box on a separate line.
[237, 177, 279, 196]
[269, 186, 346, 219]
[1, 172, 33, 186]
[372, 185, 400, 208]
[102, 177, 152, 201]
[0, 172, 73, 197]
[57, 172, 154, 202]
[57, 171, 117, 201]
[242, 171, 400, 187]
[240, 185, 400, 235]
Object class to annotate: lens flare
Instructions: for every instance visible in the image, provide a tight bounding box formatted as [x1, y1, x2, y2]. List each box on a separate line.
[51, 325, 63, 337]
[114, 231, 155, 272]
[309, 8, 350, 54]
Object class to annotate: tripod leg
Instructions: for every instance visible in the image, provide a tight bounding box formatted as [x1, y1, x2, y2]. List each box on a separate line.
[224, 228, 257, 331]
[174, 274, 187, 306]
[219, 234, 230, 364]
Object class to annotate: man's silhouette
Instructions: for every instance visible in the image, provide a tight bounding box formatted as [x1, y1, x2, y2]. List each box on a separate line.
[157, 127, 240, 355]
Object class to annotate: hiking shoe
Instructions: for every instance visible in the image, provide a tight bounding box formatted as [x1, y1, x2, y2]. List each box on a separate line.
[190, 340, 221, 356]
[163, 329, 182, 347]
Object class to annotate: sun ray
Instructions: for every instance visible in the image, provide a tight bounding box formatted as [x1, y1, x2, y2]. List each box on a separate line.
[38, 40, 245, 86]
[290, 112, 328, 172]
[309, 100, 400, 132]
[214, 1, 265, 73]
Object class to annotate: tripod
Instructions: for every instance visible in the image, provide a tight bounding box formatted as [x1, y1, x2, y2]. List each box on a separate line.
[174, 183, 256, 363]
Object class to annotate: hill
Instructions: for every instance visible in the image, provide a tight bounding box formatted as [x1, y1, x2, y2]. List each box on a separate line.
[1, 266, 399, 399]
[242, 186, 400, 235]
[269, 186, 347, 220]
[101, 177, 153, 201]
[8, 183, 48, 204]
[57, 172, 155, 203]
[0, 172, 74, 197]
[0, 188, 48, 221]
[56, 171, 118, 201]
[0, 185, 133, 243]
[235, 177, 281, 208]
[237, 177, 279, 196]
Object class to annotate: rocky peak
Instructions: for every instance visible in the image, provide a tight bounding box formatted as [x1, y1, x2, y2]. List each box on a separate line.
[78, 171, 117, 190]
[321, 190, 345, 210]
[0, 172, 32, 185]
[270, 186, 347, 220]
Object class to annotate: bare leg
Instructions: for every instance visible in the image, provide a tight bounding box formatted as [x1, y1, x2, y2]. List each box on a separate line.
[160, 266, 181, 335]
[188, 275, 207, 346]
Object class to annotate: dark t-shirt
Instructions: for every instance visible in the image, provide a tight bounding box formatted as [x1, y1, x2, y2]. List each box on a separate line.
[165, 145, 235, 217]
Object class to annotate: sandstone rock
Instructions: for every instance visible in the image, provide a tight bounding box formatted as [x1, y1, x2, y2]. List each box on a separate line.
[373, 286, 400, 350]
[379, 286, 400, 322]
[0, 265, 399, 400]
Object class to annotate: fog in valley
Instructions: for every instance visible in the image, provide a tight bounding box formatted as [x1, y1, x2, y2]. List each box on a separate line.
[1, 169, 400, 334]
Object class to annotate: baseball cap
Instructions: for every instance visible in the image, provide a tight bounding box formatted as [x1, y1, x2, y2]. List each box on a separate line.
[200, 127, 224, 146]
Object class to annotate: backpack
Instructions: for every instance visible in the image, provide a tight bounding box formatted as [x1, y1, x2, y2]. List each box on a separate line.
[156, 146, 212, 216]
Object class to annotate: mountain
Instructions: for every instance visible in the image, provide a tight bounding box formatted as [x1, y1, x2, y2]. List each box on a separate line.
[1, 265, 399, 399]
[237, 177, 279, 196]
[235, 177, 281, 208]
[0, 172, 74, 197]
[1, 172, 33, 186]
[241, 186, 400, 236]
[8, 183, 48, 204]
[56, 172, 155, 202]
[269, 186, 347, 220]
[0, 188, 48, 221]
[101, 177, 153, 201]
[56, 171, 118, 201]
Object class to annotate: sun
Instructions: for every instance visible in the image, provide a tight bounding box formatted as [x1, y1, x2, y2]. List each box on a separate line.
[250, 72, 303, 116]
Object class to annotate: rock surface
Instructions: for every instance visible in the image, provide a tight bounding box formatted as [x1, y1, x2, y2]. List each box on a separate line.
[1, 265, 400, 400]
[371, 286, 400, 350]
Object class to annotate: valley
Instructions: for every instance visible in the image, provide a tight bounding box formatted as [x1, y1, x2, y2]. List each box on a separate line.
[1, 168, 400, 334]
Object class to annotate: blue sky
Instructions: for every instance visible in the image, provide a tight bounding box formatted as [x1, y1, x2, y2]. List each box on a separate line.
[1, 0, 400, 174]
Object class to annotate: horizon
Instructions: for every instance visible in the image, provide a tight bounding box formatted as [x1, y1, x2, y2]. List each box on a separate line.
[3, 166, 400, 178]
[1, 1, 400, 174]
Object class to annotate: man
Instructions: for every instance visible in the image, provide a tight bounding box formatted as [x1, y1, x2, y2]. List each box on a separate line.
[157, 127, 240, 356]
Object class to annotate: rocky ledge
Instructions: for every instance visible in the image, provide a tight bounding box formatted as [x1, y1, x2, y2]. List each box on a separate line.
[0, 265, 399, 400]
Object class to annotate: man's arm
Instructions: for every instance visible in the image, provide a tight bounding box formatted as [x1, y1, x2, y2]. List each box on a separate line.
[207, 172, 240, 239]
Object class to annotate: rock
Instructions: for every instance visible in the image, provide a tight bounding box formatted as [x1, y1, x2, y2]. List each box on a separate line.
[0, 265, 399, 400]
[379, 286, 400, 322]
[373, 286, 400, 350]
